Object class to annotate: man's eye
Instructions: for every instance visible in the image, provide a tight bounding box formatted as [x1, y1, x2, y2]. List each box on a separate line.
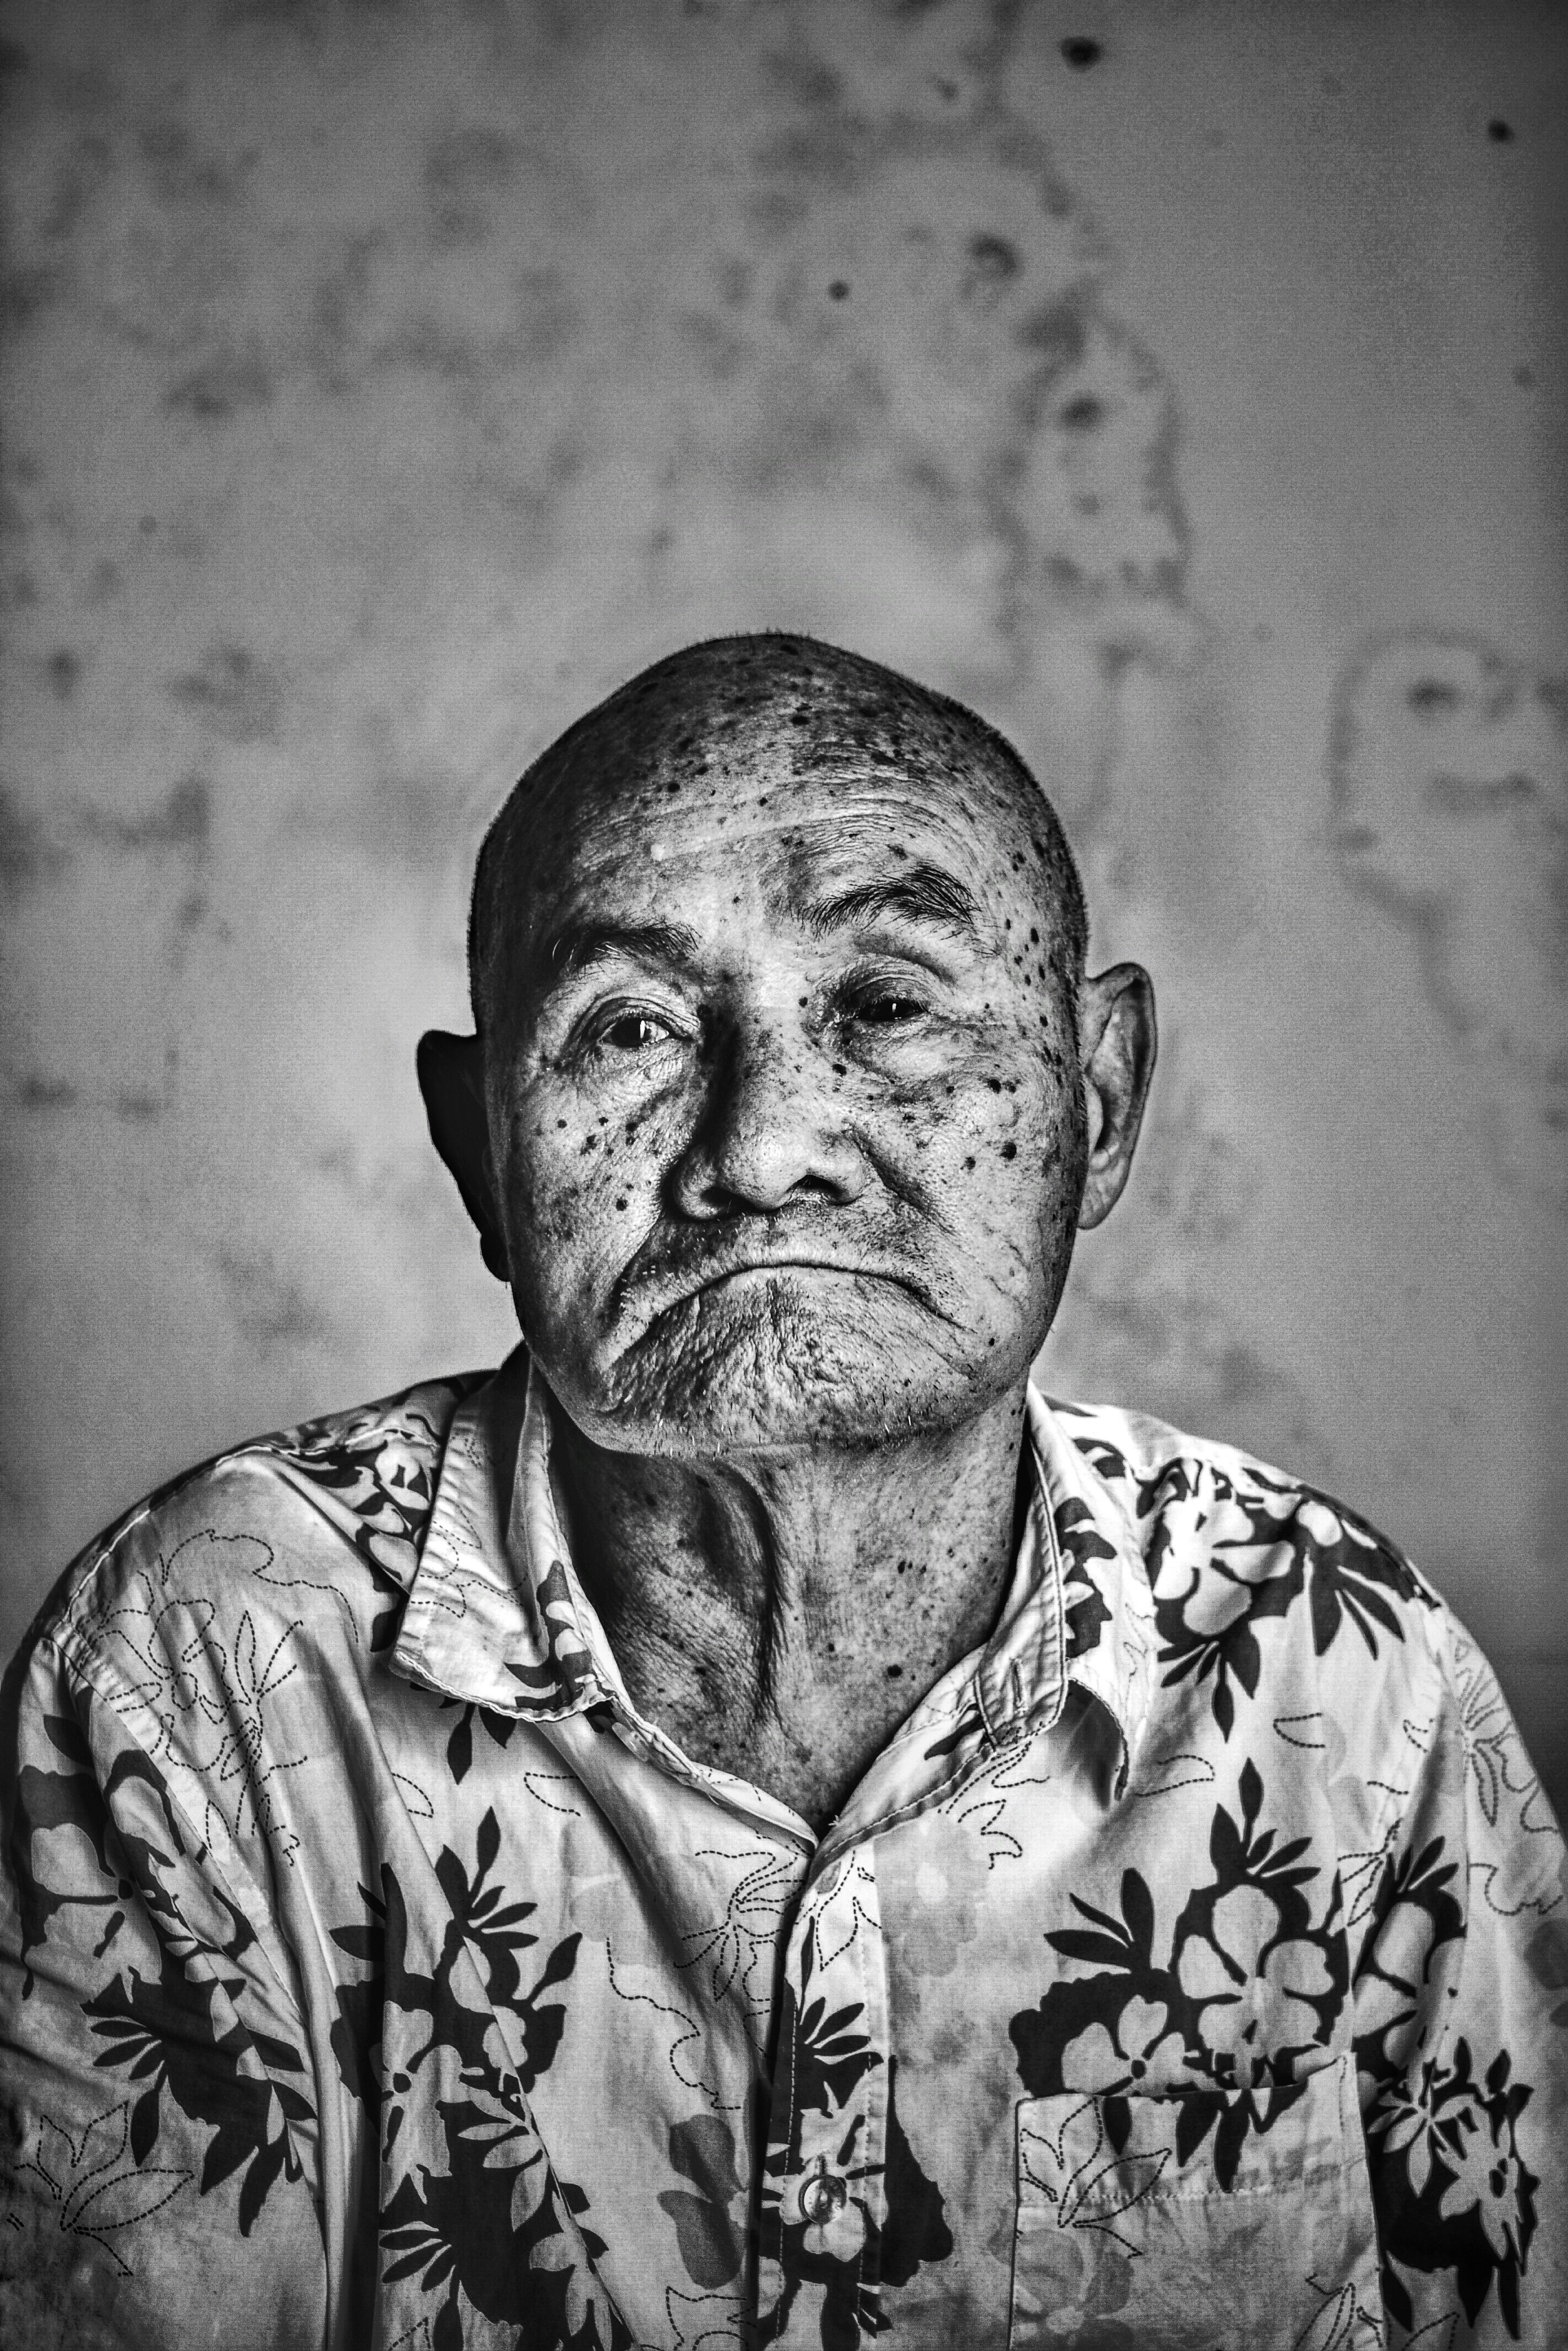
[597, 1011, 676, 1051]
[852, 991, 927, 1027]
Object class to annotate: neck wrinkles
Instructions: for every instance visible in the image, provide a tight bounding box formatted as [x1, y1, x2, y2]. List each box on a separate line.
[537, 1373, 1030, 1828]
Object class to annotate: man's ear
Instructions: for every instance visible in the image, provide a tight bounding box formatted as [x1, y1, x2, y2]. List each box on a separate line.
[416, 1030, 510, 1282]
[1075, 964, 1157, 1231]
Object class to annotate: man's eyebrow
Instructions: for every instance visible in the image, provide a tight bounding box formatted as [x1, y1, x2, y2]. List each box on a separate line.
[532, 918, 703, 985]
[798, 862, 982, 943]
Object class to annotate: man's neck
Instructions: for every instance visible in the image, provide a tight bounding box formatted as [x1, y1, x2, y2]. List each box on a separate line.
[547, 1388, 1030, 1833]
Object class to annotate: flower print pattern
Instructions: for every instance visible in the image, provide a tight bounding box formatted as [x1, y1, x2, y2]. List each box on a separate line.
[1112, 1448, 1435, 1741]
[1012, 1762, 1345, 2181]
[1364, 2040, 1539, 2338]
[4, 1373, 1564, 2344]
[1058, 1995, 1180, 2098]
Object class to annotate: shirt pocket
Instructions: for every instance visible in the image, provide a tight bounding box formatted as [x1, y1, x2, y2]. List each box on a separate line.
[1009, 2054, 1381, 2350]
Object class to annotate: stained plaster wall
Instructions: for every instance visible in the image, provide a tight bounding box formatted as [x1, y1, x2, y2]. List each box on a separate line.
[2, 0, 1565, 1815]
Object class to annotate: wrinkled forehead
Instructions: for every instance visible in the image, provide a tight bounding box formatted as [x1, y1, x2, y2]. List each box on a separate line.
[522, 685, 1051, 912]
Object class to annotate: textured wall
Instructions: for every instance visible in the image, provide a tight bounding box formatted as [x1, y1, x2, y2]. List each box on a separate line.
[3, 2, 1565, 1811]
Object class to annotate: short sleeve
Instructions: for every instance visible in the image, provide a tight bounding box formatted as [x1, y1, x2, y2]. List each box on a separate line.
[1, 1623, 328, 2349]
[1353, 1611, 1567, 2344]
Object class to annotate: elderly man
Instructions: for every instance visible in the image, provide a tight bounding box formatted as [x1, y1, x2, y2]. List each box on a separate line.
[2, 636, 1562, 2350]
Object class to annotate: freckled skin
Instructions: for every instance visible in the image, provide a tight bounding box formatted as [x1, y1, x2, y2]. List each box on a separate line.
[422, 644, 1155, 1828]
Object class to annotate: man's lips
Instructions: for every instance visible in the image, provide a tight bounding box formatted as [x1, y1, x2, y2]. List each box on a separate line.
[613, 1235, 945, 1322]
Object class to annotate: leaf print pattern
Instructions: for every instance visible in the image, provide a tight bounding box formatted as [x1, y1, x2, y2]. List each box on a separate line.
[15, 2099, 190, 2274]
[679, 1847, 802, 2022]
[253, 1380, 483, 1652]
[63, 1530, 311, 1862]
[658, 2108, 752, 2289]
[504, 1557, 598, 1716]
[1054, 1495, 1117, 1662]
[6, 1688, 319, 2283]
[326, 1809, 627, 2351]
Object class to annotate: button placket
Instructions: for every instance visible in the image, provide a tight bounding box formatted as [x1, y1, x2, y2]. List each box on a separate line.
[759, 1844, 891, 2336]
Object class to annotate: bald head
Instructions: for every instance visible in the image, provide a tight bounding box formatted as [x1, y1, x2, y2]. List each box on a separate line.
[468, 633, 1088, 1043]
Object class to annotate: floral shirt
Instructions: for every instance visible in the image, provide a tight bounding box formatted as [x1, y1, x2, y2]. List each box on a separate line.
[2, 1351, 1564, 2351]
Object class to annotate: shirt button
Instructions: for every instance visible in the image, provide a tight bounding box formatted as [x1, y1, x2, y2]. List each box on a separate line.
[796, 2168, 848, 2225]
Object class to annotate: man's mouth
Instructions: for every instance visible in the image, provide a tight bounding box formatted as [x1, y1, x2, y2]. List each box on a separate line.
[614, 1237, 946, 1324]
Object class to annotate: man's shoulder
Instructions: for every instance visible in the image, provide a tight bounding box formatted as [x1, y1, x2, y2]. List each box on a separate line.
[1048, 1392, 1456, 1704]
[30, 1369, 497, 1682]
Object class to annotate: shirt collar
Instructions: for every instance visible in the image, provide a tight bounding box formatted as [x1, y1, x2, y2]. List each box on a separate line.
[390, 1348, 1154, 1794]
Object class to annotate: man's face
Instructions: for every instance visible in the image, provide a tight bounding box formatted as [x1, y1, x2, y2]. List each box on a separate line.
[481, 714, 1088, 1458]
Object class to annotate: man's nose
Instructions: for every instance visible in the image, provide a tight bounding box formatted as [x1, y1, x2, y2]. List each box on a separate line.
[669, 1019, 869, 1217]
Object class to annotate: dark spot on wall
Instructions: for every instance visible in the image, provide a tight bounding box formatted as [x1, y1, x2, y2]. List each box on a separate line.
[115, 1089, 161, 1123]
[676, 309, 749, 379]
[968, 232, 1020, 281]
[167, 643, 281, 742]
[829, 278, 850, 300]
[0, 783, 69, 902]
[85, 774, 210, 859]
[516, 267, 579, 364]
[1016, 298, 1086, 370]
[1, 270, 56, 329]
[1059, 392, 1106, 431]
[44, 134, 112, 242]
[424, 126, 520, 245]
[216, 1245, 328, 1361]
[52, 62, 118, 114]
[17, 1072, 76, 1109]
[766, 50, 841, 108]
[355, 776, 473, 868]
[139, 120, 246, 203]
[1407, 678, 1460, 720]
[1487, 118, 1513, 142]
[754, 120, 864, 195]
[166, 346, 273, 424]
[1060, 36, 1103, 70]
[47, 648, 80, 700]
[308, 232, 382, 393]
